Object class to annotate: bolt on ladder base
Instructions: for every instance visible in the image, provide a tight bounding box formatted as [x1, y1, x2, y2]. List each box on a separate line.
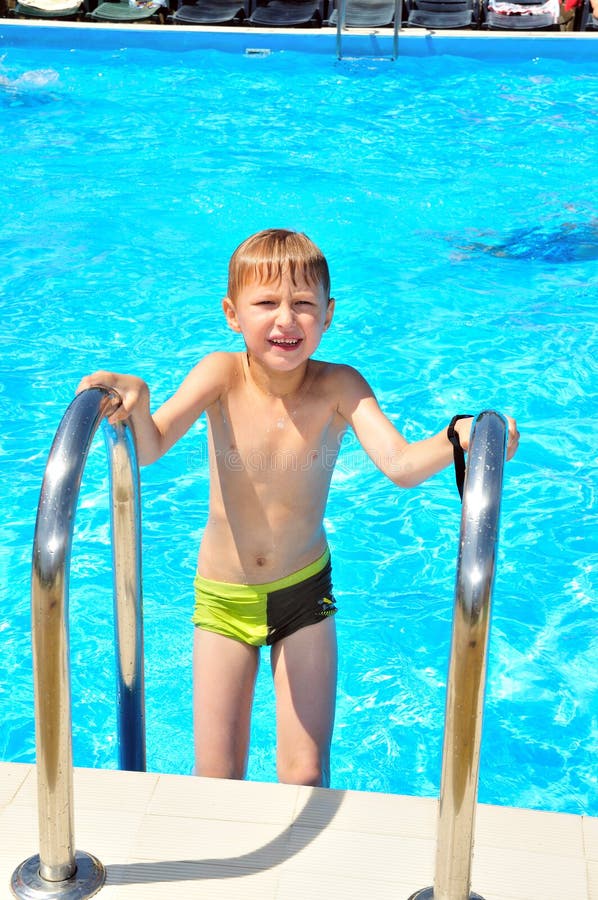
[11, 851, 105, 900]
[408, 890, 486, 899]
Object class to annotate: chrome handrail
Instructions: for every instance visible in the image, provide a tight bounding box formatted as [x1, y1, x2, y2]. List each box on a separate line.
[11, 387, 146, 900]
[336, 0, 401, 60]
[336, 0, 346, 58]
[393, 0, 401, 59]
[409, 410, 508, 900]
[104, 419, 146, 773]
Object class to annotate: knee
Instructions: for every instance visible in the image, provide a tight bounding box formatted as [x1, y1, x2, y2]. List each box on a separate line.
[277, 757, 330, 788]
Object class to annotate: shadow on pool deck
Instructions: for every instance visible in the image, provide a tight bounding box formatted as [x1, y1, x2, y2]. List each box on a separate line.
[2, 762, 597, 899]
[105, 784, 346, 885]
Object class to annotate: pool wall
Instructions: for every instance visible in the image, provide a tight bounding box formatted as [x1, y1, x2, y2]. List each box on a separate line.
[0, 19, 596, 61]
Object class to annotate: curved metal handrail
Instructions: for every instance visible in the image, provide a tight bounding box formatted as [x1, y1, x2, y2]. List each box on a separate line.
[409, 409, 508, 900]
[11, 387, 145, 899]
[335, 0, 401, 60]
[104, 418, 146, 773]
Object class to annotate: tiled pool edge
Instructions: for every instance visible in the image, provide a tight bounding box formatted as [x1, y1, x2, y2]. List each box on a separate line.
[1, 762, 597, 899]
[0, 19, 597, 61]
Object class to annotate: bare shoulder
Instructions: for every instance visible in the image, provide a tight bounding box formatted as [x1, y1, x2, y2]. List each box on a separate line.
[310, 360, 369, 387]
[154, 352, 242, 429]
[310, 360, 375, 409]
[179, 351, 242, 400]
[188, 350, 240, 379]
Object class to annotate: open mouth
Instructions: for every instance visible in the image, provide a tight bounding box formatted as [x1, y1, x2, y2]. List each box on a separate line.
[269, 338, 302, 351]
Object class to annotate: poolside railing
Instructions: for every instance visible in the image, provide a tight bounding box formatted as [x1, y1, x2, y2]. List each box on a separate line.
[11, 397, 506, 899]
[409, 410, 508, 900]
[11, 387, 145, 900]
[336, 0, 402, 60]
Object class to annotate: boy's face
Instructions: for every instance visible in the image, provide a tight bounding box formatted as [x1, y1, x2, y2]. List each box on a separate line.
[222, 269, 334, 373]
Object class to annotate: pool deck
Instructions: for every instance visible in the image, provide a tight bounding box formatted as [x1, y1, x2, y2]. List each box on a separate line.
[2, 761, 597, 900]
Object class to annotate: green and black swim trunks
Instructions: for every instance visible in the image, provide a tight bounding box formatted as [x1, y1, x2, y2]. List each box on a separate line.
[192, 548, 337, 646]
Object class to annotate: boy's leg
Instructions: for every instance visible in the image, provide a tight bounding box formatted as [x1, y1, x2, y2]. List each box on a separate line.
[271, 618, 337, 787]
[193, 628, 259, 779]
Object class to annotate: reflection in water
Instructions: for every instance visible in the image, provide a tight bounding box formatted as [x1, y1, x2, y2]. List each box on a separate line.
[456, 221, 598, 263]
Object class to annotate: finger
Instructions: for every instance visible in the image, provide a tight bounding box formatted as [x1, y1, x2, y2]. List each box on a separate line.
[106, 401, 128, 426]
[506, 419, 520, 460]
[112, 387, 142, 423]
[76, 371, 113, 395]
[76, 376, 95, 394]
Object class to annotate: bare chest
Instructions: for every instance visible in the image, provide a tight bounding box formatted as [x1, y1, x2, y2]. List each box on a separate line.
[207, 387, 343, 475]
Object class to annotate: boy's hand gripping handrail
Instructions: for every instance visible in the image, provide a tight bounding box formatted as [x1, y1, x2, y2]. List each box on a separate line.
[409, 410, 508, 900]
[11, 387, 145, 899]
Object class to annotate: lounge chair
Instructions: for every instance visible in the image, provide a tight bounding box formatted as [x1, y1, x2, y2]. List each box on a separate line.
[248, 0, 324, 26]
[482, 0, 559, 27]
[87, 0, 167, 21]
[171, 0, 247, 23]
[404, 0, 477, 27]
[327, 0, 396, 25]
[579, 0, 598, 27]
[13, 0, 83, 17]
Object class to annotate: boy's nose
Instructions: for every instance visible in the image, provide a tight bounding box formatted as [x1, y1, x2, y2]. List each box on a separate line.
[275, 302, 294, 327]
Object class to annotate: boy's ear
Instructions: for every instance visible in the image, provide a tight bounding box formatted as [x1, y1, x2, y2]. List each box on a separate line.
[323, 297, 335, 331]
[222, 296, 242, 333]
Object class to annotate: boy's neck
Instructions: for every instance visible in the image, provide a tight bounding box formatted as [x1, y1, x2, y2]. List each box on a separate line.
[243, 351, 311, 398]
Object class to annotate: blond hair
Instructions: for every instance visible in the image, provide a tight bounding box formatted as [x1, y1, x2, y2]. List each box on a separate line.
[227, 229, 330, 303]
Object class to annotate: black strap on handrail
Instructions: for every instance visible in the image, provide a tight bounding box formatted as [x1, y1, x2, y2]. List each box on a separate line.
[447, 414, 472, 500]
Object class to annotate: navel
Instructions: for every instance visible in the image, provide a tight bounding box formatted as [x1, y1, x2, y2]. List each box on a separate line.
[256, 556, 267, 567]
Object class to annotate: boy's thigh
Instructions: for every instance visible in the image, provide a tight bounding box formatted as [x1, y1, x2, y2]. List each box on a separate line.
[271, 618, 338, 751]
[193, 628, 260, 762]
[194, 627, 259, 710]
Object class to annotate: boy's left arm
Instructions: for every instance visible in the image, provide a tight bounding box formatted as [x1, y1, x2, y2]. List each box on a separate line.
[336, 366, 518, 488]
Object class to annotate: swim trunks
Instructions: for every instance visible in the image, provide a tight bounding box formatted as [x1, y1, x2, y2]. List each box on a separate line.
[192, 549, 337, 646]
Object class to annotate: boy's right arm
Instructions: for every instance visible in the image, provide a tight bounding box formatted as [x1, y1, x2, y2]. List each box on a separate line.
[76, 353, 229, 466]
[334, 365, 519, 487]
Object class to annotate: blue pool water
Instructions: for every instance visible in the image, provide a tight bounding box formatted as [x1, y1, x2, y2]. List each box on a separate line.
[1, 27, 597, 817]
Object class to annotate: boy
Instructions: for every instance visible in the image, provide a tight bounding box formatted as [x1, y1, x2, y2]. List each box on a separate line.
[77, 229, 519, 788]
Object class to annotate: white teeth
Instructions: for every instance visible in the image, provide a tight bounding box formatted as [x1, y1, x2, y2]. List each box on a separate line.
[272, 339, 299, 345]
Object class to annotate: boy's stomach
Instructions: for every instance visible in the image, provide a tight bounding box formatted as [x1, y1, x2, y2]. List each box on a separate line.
[197, 513, 328, 586]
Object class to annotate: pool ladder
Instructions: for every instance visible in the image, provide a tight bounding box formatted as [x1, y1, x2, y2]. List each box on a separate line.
[409, 410, 508, 900]
[11, 395, 507, 900]
[11, 387, 146, 900]
[335, 0, 402, 60]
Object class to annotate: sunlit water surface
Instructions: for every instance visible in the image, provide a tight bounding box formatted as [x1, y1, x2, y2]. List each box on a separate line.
[1, 36, 597, 816]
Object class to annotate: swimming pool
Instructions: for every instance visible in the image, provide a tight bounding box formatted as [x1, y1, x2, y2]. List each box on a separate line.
[0, 23, 597, 818]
